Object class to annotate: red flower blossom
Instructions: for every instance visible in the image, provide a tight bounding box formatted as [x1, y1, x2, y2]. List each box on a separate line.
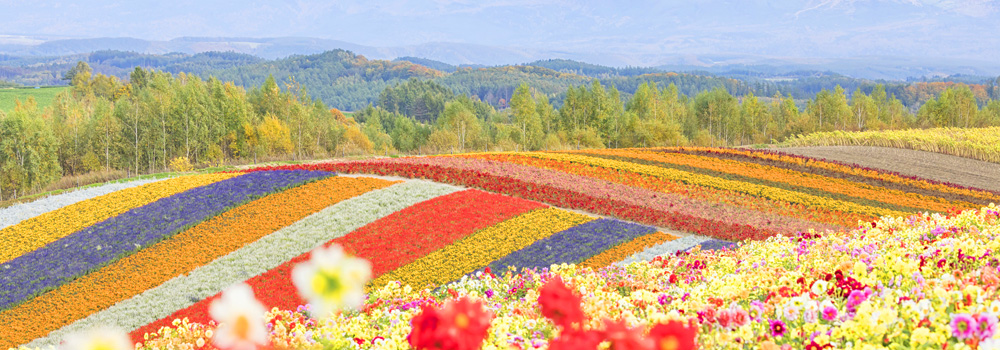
[408, 297, 494, 350]
[549, 329, 604, 350]
[648, 320, 698, 350]
[715, 309, 734, 329]
[598, 318, 653, 350]
[804, 341, 832, 350]
[538, 277, 586, 330]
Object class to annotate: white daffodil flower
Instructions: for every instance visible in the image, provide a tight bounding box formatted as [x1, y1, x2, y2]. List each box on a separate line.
[209, 283, 268, 350]
[292, 244, 373, 317]
[61, 327, 132, 350]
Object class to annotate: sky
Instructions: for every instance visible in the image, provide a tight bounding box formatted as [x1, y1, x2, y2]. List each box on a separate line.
[1, 0, 1000, 62]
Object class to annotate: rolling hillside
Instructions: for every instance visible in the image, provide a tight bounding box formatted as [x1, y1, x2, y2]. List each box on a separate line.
[1, 146, 998, 348]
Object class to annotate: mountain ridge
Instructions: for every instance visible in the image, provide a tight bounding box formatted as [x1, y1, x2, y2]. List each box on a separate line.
[3, 36, 1000, 81]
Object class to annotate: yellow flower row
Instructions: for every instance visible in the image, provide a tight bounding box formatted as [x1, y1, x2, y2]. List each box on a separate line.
[370, 208, 594, 291]
[0, 173, 239, 264]
[578, 231, 679, 269]
[676, 146, 1000, 203]
[586, 148, 975, 213]
[525, 152, 909, 219]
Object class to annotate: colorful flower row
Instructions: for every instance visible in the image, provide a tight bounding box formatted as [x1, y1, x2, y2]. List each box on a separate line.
[245, 162, 779, 241]
[129, 189, 543, 344]
[0, 176, 392, 348]
[523, 151, 909, 218]
[130, 205, 1000, 349]
[615, 235, 717, 266]
[0, 170, 332, 312]
[0, 173, 237, 263]
[579, 231, 679, 269]
[583, 149, 936, 216]
[20, 180, 460, 349]
[0, 177, 167, 230]
[673, 146, 1000, 204]
[434, 154, 845, 232]
[583, 148, 975, 213]
[484, 218, 658, 273]
[458, 153, 865, 229]
[372, 208, 595, 292]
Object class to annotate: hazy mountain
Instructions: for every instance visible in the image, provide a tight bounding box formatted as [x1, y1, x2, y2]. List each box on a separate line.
[3, 36, 1000, 81]
[2, 1, 998, 61]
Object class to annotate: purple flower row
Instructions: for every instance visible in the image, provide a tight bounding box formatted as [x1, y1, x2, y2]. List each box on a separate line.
[485, 218, 656, 273]
[0, 170, 334, 311]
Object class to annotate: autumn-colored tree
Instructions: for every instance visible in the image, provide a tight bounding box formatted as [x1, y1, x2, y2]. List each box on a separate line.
[256, 114, 294, 156]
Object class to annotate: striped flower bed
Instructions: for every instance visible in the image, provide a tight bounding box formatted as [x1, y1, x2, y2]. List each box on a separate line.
[5, 146, 996, 349]
[0, 173, 238, 263]
[22, 180, 460, 348]
[0, 177, 167, 230]
[0, 170, 332, 311]
[1, 176, 390, 347]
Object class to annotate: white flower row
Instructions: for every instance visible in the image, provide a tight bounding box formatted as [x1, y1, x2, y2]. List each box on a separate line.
[613, 235, 710, 266]
[0, 178, 168, 230]
[27, 180, 461, 348]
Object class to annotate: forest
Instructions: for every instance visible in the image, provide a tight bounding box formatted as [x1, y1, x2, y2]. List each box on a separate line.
[2, 59, 1000, 200]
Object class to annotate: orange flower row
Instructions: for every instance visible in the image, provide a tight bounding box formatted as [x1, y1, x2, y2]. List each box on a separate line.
[583, 149, 977, 214]
[675, 147, 1000, 203]
[0, 176, 395, 348]
[578, 232, 679, 269]
[459, 153, 869, 228]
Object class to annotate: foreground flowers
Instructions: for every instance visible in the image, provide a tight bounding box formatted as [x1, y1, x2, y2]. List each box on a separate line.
[60, 328, 131, 350]
[292, 244, 373, 318]
[409, 297, 495, 350]
[129, 204, 1000, 349]
[209, 284, 268, 350]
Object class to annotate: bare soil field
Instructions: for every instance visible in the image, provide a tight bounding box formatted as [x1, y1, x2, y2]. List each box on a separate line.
[777, 146, 1000, 193]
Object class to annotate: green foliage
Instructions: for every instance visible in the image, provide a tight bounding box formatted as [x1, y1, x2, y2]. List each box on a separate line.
[377, 78, 453, 122]
[205, 50, 443, 111]
[0, 99, 62, 200]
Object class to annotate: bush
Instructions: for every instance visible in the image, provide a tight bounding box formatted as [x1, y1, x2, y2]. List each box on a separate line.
[169, 157, 194, 172]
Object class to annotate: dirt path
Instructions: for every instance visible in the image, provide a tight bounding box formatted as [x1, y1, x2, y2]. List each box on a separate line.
[775, 146, 1000, 193]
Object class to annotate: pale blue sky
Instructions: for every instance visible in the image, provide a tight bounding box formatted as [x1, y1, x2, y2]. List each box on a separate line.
[1, 0, 999, 61]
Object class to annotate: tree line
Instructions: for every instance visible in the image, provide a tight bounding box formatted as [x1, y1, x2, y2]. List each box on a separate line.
[2, 62, 1000, 200]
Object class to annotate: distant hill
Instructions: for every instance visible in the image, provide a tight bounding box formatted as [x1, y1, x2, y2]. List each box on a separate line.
[525, 59, 662, 78]
[1, 47, 996, 112]
[4, 36, 1000, 81]
[0, 50, 267, 86]
[204, 50, 445, 111]
[394, 57, 456, 73]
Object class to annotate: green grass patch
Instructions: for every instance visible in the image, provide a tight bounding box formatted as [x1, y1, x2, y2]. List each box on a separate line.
[0, 86, 70, 113]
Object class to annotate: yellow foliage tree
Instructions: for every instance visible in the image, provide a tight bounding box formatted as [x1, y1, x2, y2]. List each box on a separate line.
[336, 125, 373, 156]
[256, 114, 294, 156]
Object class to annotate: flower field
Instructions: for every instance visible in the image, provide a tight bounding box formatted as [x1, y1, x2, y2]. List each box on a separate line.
[2, 147, 999, 349]
[782, 127, 1000, 163]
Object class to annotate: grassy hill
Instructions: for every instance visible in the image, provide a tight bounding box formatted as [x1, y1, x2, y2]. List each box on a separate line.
[0, 86, 70, 112]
